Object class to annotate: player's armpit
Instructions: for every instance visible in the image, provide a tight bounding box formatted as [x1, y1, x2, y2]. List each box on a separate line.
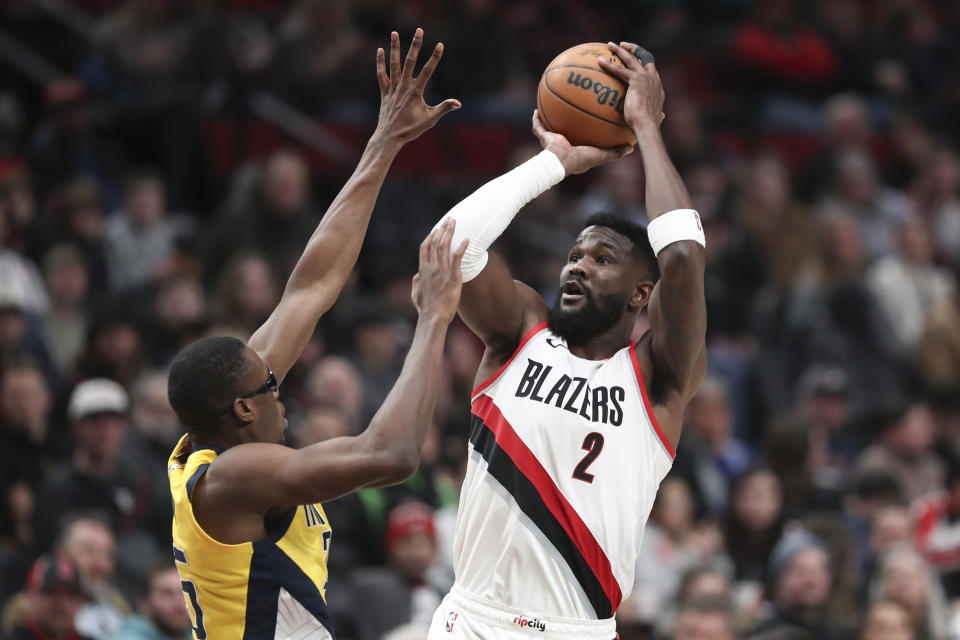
[459, 251, 549, 355]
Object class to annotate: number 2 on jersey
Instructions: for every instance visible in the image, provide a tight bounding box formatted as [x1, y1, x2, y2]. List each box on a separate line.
[572, 432, 604, 483]
[173, 545, 207, 639]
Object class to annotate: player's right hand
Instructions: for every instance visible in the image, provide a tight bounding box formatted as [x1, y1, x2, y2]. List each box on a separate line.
[531, 110, 633, 176]
[373, 28, 461, 149]
[411, 218, 469, 325]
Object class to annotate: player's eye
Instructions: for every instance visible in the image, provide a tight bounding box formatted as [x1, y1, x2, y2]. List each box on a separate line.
[596, 255, 611, 264]
[568, 254, 581, 263]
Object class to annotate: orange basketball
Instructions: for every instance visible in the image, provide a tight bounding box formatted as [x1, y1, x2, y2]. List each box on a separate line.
[537, 43, 636, 148]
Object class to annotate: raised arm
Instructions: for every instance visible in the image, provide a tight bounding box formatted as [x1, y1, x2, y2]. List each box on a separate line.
[203, 222, 467, 520]
[445, 112, 633, 357]
[600, 44, 707, 435]
[249, 28, 460, 383]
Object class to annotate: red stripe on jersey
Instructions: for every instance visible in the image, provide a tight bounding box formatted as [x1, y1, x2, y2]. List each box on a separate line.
[472, 321, 549, 399]
[471, 394, 623, 612]
[628, 345, 675, 459]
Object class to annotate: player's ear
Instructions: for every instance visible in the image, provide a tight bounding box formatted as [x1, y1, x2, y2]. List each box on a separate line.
[628, 278, 654, 311]
[231, 398, 255, 425]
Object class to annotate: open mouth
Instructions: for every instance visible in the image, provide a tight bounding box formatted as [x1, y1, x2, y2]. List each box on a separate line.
[561, 279, 586, 303]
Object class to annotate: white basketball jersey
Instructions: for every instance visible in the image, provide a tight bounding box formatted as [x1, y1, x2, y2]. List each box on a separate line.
[451, 322, 674, 620]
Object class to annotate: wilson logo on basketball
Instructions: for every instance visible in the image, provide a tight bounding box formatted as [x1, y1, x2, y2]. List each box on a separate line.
[565, 72, 625, 113]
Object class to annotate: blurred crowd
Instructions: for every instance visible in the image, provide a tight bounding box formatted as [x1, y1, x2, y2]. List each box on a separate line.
[2, 0, 960, 638]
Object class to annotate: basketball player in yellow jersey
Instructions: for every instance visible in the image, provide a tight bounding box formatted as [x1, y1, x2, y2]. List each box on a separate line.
[164, 29, 465, 639]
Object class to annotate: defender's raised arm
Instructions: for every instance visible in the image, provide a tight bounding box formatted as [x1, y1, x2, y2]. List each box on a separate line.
[249, 28, 461, 383]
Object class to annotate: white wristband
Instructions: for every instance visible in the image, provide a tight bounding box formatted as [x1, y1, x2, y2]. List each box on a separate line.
[645, 209, 706, 256]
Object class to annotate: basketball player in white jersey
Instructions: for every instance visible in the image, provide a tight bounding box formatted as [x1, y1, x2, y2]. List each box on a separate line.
[426, 42, 707, 639]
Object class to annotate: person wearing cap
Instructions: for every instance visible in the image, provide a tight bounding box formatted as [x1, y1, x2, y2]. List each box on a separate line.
[33, 379, 166, 553]
[338, 502, 441, 640]
[0, 553, 93, 640]
[745, 529, 847, 640]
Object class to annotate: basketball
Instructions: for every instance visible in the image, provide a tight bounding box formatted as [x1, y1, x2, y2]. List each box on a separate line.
[537, 43, 637, 148]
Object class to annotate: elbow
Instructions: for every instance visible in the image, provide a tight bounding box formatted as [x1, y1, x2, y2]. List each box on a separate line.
[381, 448, 421, 485]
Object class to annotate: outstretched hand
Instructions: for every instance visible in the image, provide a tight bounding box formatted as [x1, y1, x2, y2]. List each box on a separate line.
[598, 42, 665, 131]
[531, 110, 633, 176]
[411, 219, 469, 325]
[373, 28, 461, 148]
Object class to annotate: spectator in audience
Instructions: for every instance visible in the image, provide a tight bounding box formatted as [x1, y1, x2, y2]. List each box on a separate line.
[817, 148, 912, 261]
[737, 153, 817, 288]
[104, 170, 191, 290]
[870, 546, 950, 640]
[113, 565, 190, 640]
[0, 484, 33, 612]
[150, 276, 207, 363]
[32, 379, 154, 551]
[916, 280, 960, 395]
[855, 401, 944, 503]
[912, 148, 960, 268]
[342, 502, 442, 640]
[53, 179, 109, 291]
[302, 356, 365, 428]
[55, 514, 129, 640]
[914, 462, 960, 597]
[866, 218, 954, 352]
[747, 529, 845, 639]
[675, 375, 753, 515]
[40, 245, 89, 377]
[212, 253, 279, 336]
[861, 599, 915, 640]
[633, 477, 727, 623]
[673, 596, 736, 640]
[1, 554, 92, 640]
[724, 467, 785, 583]
[205, 149, 320, 283]
[0, 361, 54, 491]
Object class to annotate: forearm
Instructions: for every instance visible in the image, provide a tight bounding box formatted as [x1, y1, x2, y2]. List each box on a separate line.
[634, 122, 692, 221]
[361, 315, 448, 478]
[439, 150, 565, 281]
[286, 135, 400, 294]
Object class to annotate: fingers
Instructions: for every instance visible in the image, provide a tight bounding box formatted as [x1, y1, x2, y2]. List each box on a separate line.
[531, 109, 548, 138]
[620, 41, 656, 68]
[419, 223, 435, 266]
[606, 42, 645, 73]
[613, 144, 635, 157]
[451, 238, 469, 269]
[434, 217, 455, 264]
[416, 42, 444, 89]
[402, 27, 424, 80]
[389, 31, 401, 88]
[376, 47, 389, 96]
[428, 98, 462, 125]
[597, 57, 631, 83]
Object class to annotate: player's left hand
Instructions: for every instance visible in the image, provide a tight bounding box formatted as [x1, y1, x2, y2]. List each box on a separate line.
[373, 28, 461, 149]
[598, 42, 665, 132]
[532, 110, 633, 176]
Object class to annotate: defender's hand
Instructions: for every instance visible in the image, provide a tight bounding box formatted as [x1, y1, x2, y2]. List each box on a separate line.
[598, 42, 665, 131]
[373, 28, 461, 149]
[531, 110, 633, 176]
[411, 219, 468, 325]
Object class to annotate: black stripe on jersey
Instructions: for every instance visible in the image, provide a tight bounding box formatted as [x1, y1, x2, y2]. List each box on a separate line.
[186, 464, 209, 500]
[468, 414, 614, 618]
[243, 507, 336, 639]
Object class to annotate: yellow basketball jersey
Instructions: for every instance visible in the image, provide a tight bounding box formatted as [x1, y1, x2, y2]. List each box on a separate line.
[167, 434, 334, 639]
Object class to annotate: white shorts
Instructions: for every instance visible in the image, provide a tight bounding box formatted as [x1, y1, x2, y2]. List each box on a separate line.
[427, 585, 617, 640]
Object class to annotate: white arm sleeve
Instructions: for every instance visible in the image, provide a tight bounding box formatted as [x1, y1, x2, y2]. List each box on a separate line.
[435, 149, 566, 282]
